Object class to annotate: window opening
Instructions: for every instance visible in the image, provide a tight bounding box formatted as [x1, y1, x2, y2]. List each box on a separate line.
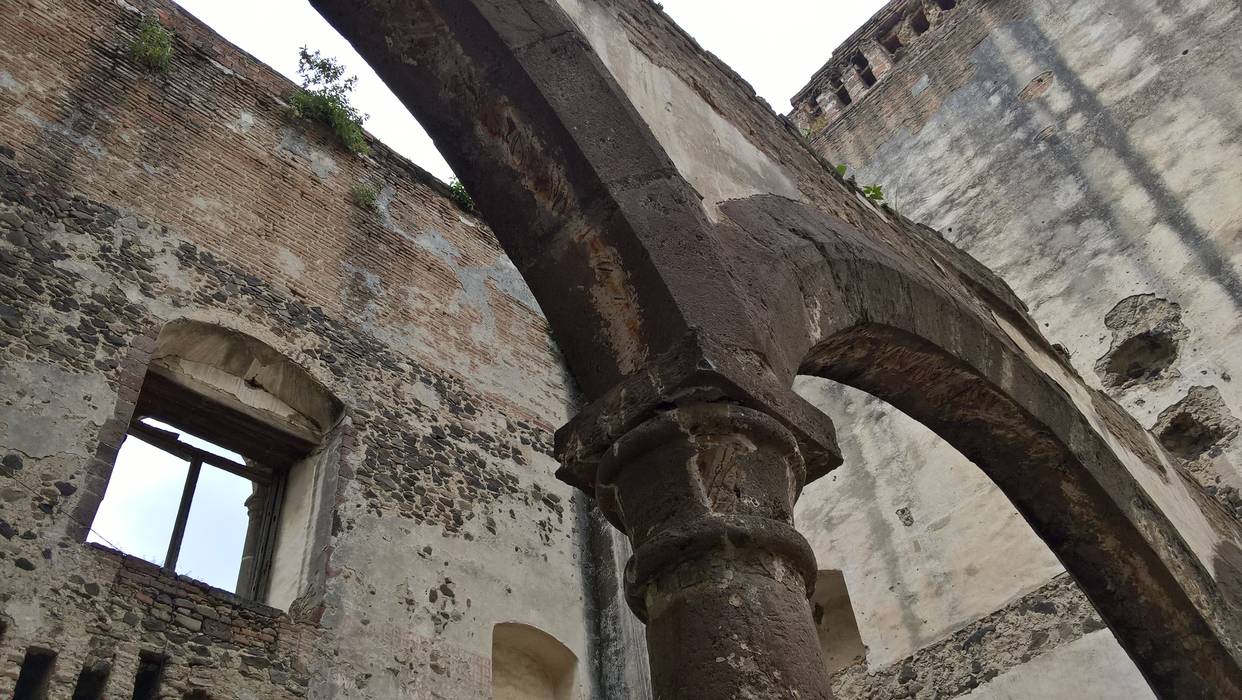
[910, 6, 931, 35]
[14, 647, 56, 700]
[88, 367, 309, 600]
[82, 321, 344, 608]
[829, 75, 852, 107]
[71, 662, 110, 700]
[810, 571, 866, 676]
[879, 31, 903, 56]
[851, 53, 877, 88]
[89, 416, 266, 593]
[131, 652, 166, 700]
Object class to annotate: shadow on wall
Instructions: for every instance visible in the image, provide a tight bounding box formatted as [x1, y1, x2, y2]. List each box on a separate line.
[982, 2, 1242, 310]
[491, 622, 577, 700]
[811, 570, 866, 676]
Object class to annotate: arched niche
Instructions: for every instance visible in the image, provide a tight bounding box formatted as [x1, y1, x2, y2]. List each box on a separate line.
[491, 622, 577, 700]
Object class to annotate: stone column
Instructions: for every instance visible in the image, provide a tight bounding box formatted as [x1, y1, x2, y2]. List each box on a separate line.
[596, 403, 832, 699]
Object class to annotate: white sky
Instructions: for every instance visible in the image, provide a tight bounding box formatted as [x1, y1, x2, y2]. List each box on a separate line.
[88, 421, 252, 592]
[172, 0, 889, 182]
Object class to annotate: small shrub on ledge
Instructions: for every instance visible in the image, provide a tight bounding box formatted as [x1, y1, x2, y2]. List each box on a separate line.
[448, 178, 475, 212]
[128, 14, 174, 73]
[291, 46, 371, 156]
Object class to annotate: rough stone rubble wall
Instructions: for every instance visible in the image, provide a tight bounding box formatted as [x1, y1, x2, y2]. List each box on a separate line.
[0, 0, 605, 697]
[790, 0, 1242, 696]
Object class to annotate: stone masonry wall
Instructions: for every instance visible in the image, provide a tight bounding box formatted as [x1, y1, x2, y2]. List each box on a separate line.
[790, 0, 1242, 696]
[0, 0, 605, 697]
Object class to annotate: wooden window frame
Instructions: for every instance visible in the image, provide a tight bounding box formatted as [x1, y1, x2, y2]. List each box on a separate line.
[124, 421, 285, 599]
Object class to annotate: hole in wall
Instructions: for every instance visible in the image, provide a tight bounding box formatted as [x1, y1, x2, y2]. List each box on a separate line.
[1095, 294, 1187, 390]
[1104, 331, 1178, 384]
[1019, 71, 1056, 101]
[71, 662, 110, 700]
[910, 6, 931, 35]
[131, 652, 167, 700]
[1160, 412, 1226, 460]
[879, 20, 904, 56]
[14, 647, 56, 700]
[935, 0, 957, 10]
[1154, 386, 1240, 462]
[851, 53, 878, 88]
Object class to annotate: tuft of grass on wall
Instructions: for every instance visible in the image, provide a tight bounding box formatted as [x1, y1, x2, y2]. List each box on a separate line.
[291, 47, 370, 156]
[128, 14, 174, 73]
[350, 182, 378, 211]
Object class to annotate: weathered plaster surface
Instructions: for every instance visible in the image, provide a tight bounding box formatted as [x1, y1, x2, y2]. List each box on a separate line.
[960, 631, 1154, 700]
[791, 0, 1242, 690]
[817, 0, 1242, 482]
[555, 0, 803, 220]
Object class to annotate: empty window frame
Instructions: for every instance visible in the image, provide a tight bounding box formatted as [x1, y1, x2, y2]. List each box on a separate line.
[851, 53, 878, 88]
[88, 370, 314, 600]
[909, 5, 931, 35]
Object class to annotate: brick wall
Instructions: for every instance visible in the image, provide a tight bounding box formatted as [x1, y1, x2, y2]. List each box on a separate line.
[0, 0, 595, 697]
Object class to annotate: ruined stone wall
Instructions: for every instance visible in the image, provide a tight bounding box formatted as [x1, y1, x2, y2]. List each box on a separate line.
[0, 0, 607, 697]
[529, 0, 1168, 696]
[788, 0, 1242, 696]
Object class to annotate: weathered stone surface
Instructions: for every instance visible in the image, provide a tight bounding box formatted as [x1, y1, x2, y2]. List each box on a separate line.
[313, 0, 1242, 696]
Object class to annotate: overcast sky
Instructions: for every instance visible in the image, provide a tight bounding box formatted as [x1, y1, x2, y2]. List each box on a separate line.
[173, 0, 889, 182]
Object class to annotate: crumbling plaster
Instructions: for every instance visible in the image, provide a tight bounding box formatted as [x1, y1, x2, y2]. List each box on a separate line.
[789, 0, 1242, 687]
[814, 0, 1242, 481]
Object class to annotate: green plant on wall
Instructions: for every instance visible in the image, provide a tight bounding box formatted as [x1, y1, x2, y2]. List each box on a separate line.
[448, 178, 475, 212]
[350, 182, 378, 211]
[834, 164, 886, 205]
[128, 14, 174, 73]
[290, 47, 370, 156]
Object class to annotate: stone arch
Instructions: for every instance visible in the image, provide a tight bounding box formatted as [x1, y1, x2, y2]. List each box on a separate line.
[713, 195, 1242, 696]
[150, 318, 344, 441]
[797, 318, 1242, 696]
[491, 622, 577, 700]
